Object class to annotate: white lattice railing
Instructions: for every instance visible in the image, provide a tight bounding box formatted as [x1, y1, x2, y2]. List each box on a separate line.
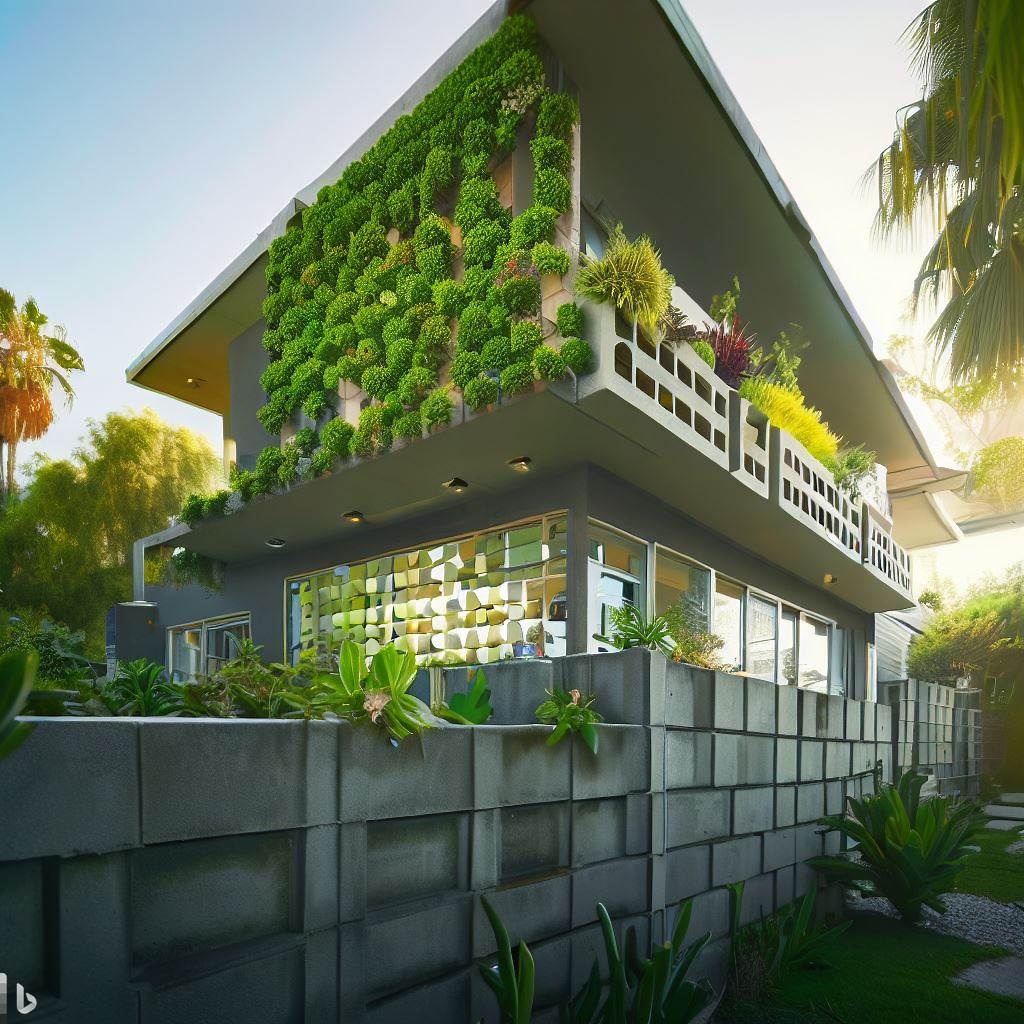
[581, 299, 912, 600]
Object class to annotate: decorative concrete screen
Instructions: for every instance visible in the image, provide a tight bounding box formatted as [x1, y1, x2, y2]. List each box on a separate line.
[287, 514, 568, 666]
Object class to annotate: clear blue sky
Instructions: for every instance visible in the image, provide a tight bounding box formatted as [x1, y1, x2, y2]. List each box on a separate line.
[3, 0, 927, 475]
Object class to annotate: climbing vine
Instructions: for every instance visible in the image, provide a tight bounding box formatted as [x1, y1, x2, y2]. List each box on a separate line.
[180, 15, 592, 527]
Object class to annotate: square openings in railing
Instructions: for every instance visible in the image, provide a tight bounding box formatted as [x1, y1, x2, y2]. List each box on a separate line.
[694, 374, 713, 406]
[659, 346, 675, 373]
[658, 385, 673, 412]
[714, 429, 726, 452]
[715, 393, 727, 418]
[635, 369, 656, 400]
[677, 363, 692, 389]
[614, 343, 632, 381]
[694, 412, 713, 443]
[675, 399, 693, 427]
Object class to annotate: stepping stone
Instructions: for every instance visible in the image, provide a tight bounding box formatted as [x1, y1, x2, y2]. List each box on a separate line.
[986, 820, 1023, 831]
[1001, 793, 1024, 805]
[985, 804, 1024, 820]
[953, 957, 1024, 1002]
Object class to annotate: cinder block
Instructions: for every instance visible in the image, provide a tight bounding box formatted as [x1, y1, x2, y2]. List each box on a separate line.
[0, 719, 141, 858]
[774, 865, 795, 908]
[877, 707, 894, 743]
[776, 738, 798, 784]
[688, 887, 730, 938]
[475, 658, 559, 725]
[339, 822, 366, 923]
[305, 927, 339, 1024]
[666, 789, 731, 846]
[863, 703, 877, 741]
[0, 860, 45, 992]
[366, 895, 471, 999]
[139, 943, 304, 1024]
[776, 686, 798, 736]
[714, 673, 745, 731]
[799, 740, 824, 782]
[571, 856, 649, 927]
[799, 690, 821, 738]
[367, 813, 469, 909]
[714, 733, 774, 786]
[567, 648, 664, 726]
[824, 781, 844, 816]
[305, 825, 340, 932]
[371, 968, 470, 1024]
[472, 876, 570, 956]
[762, 828, 797, 873]
[140, 720, 326, 842]
[501, 802, 568, 880]
[712, 835, 762, 886]
[738, 871, 774, 924]
[745, 679, 776, 733]
[665, 664, 714, 728]
[665, 844, 711, 902]
[572, 797, 626, 867]
[776, 786, 796, 828]
[794, 861, 817, 897]
[732, 787, 774, 835]
[852, 741, 876, 775]
[473, 726, 570, 808]
[824, 829, 841, 855]
[666, 730, 712, 789]
[825, 741, 851, 780]
[796, 784, 825, 824]
[793, 823, 823, 861]
[845, 700, 862, 740]
[572, 725, 649, 799]
[826, 696, 845, 739]
[342, 723, 473, 821]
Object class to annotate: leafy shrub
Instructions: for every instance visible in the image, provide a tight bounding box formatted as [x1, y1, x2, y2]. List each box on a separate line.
[663, 601, 726, 670]
[510, 204, 558, 249]
[533, 168, 571, 212]
[432, 278, 466, 317]
[532, 344, 566, 381]
[971, 436, 1024, 512]
[457, 301, 492, 350]
[560, 337, 593, 374]
[463, 374, 498, 410]
[830, 444, 878, 500]
[555, 301, 584, 337]
[421, 387, 454, 430]
[393, 409, 423, 439]
[419, 145, 453, 214]
[180, 493, 205, 527]
[575, 225, 674, 335]
[692, 338, 716, 368]
[530, 134, 571, 174]
[498, 273, 541, 315]
[434, 669, 492, 724]
[907, 609, 1002, 682]
[499, 360, 535, 395]
[0, 613, 95, 685]
[102, 659, 179, 717]
[531, 241, 569, 276]
[454, 175, 503, 231]
[535, 91, 579, 139]
[450, 350, 483, 388]
[739, 376, 840, 465]
[0, 649, 37, 760]
[397, 366, 436, 404]
[808, 770, 985, 922]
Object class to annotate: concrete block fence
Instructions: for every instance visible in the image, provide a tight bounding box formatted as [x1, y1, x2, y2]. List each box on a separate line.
[0, 652, 895, 1023]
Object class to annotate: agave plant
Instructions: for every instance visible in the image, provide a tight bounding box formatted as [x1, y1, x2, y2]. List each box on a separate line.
[807, 770, 984, 922]
[0, 649, 36, 759]
[480, 896, 713, 1024]
[306, 640, 433, 743]
[575, 225, 674, 336]
[102, 658, 182, 717]
[594, 602, 675, 658]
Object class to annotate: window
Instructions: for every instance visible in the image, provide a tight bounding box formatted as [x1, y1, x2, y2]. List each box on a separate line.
[286, 514, 568, 667]
[714, 578, 744, 671]
[780, 608, 799, 686]
[746, 594, 778, 682]
[581, 207, 607, 260]
[798, 614, 831, 692]
[168, 614, 250, 681]
[588, 523, 647, 652]
[654, 549, 711, 629]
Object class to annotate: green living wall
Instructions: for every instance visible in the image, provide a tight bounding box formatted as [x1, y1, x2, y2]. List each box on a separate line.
[181, 14, 592, 528]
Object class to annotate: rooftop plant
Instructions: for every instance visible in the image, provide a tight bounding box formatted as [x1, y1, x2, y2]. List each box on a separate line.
[0, 649, 36, 760]
[534, 686, 601, 754]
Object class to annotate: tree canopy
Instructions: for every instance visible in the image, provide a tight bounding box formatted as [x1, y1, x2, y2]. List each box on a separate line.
[0, 408, 218, 650]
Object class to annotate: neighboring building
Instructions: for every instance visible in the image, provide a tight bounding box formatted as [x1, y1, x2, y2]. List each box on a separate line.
[122, 0, 956, 701]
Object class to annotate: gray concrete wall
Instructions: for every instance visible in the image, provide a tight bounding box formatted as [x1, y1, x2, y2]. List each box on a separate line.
[228, 319, 277, 469]
[0, 653, 893, 1023]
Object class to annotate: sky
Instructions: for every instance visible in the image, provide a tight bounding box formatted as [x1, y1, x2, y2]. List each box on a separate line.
[2, 0, 1018, 591]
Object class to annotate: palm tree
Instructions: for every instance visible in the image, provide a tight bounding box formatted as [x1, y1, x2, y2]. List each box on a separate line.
[0, 290, 84, 498]
[872, 0, 1024, 383]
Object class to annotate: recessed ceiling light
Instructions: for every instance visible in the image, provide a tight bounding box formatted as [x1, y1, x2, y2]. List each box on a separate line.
[443, 477, 469, 493]
[265, 537, 286, 548]
[507, 456, 532, 473]
[343, 510, 365, 523]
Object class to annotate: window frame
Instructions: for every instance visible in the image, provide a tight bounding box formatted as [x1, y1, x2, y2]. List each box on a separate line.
[166, 612, 251, 681]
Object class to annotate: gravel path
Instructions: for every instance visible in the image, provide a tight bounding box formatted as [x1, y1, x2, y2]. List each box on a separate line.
[846, 891, 1024, 955]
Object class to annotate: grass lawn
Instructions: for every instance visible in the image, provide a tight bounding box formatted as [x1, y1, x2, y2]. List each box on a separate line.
[954, 827, 1024, 903]
[714, 916, 1023, 1024]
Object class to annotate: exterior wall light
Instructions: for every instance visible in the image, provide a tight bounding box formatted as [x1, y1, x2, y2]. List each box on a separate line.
[443, 477, 469, 493]
[507, 456, 532, 473]
[265, 537, 286, 548]
[823, 573, 838, 585]
[343, 511, 365, 523]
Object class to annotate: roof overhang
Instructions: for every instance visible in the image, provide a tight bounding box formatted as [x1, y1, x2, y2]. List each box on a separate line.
[890, 489, 963, 549]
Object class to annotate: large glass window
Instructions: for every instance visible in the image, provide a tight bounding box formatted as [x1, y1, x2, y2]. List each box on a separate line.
[746, 594, 778, 682]
[168, 614, 251, 681]
[286, 514, 568, 667]
[654, 549, 711, 629]
[714, 578, 744, 671]
[798, 614, 831, 692]
[780, 608, 799, 686]
[588, 523, 647, 652]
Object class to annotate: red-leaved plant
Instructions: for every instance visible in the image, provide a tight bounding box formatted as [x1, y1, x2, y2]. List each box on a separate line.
[701, 313, 757, 387]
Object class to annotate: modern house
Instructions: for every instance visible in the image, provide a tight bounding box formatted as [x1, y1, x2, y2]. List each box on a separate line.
[121, 0, 954, 701]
